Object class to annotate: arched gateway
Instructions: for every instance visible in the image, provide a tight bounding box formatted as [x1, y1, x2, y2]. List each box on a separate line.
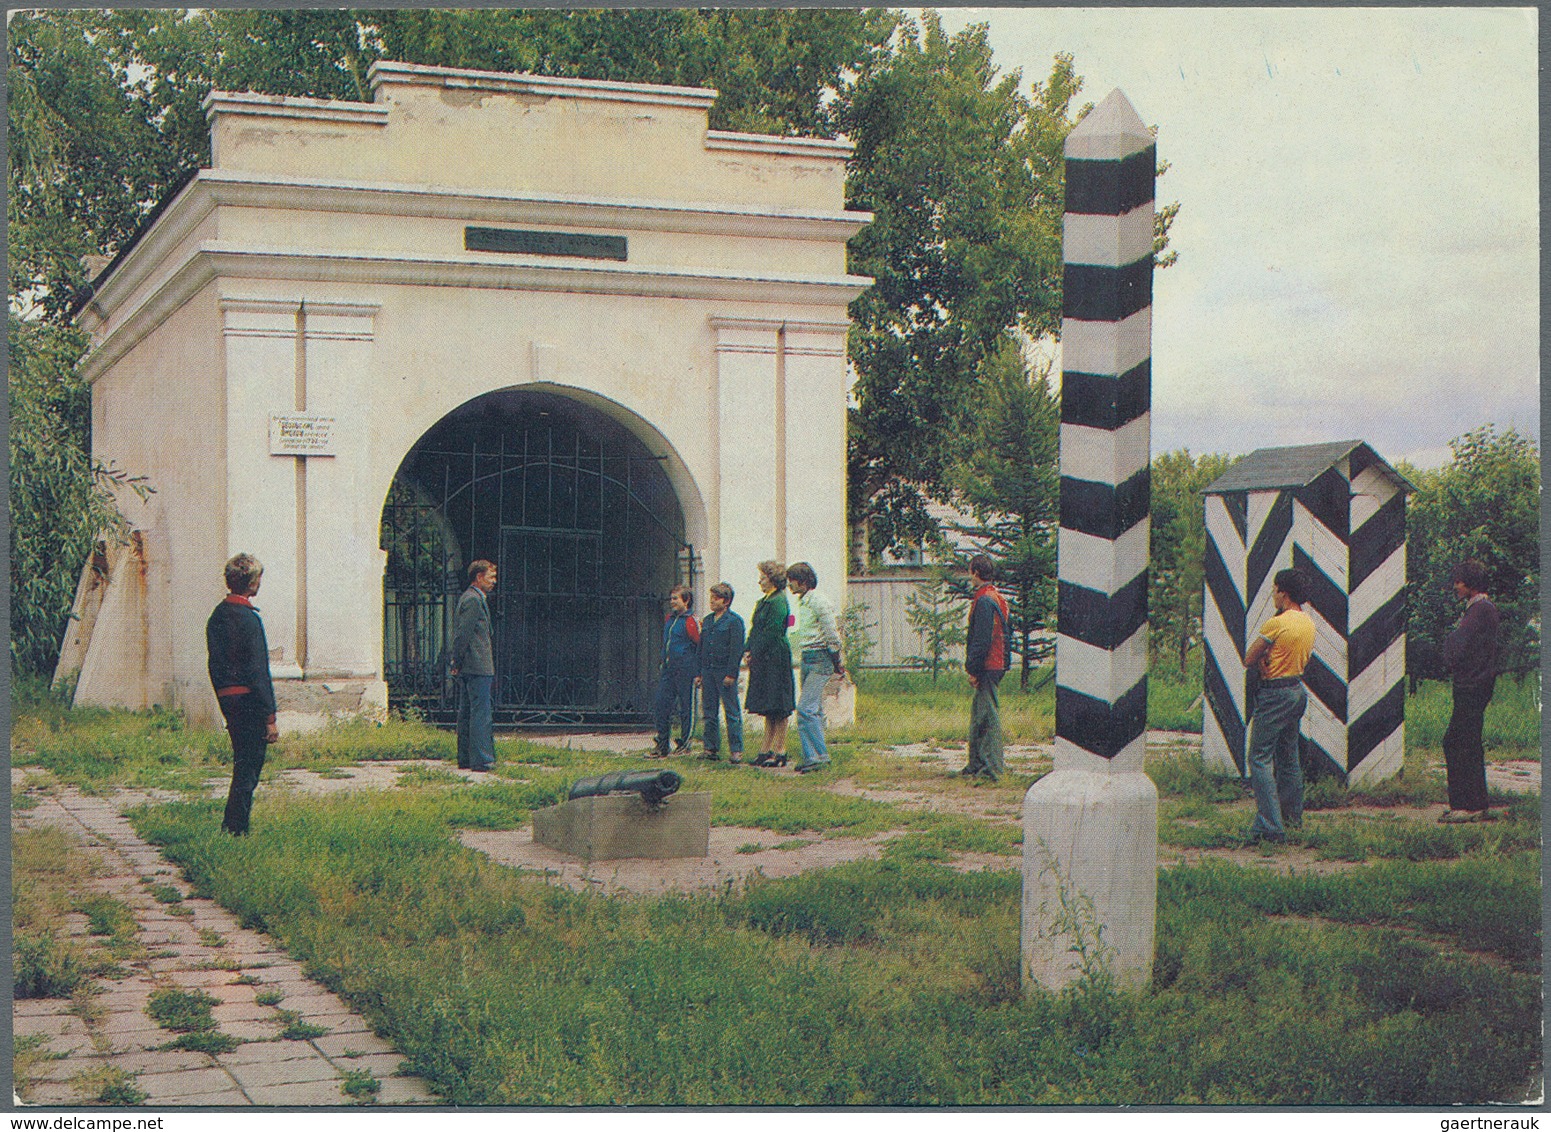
[64, 62, 870, 731]
[383, 388, 695, 725]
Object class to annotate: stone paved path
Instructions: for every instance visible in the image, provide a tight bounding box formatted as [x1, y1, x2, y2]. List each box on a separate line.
[13, 786, 437, 1107]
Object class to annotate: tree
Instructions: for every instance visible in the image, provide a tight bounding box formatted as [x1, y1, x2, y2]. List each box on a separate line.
[904, 570, 967, 682]
[1403, 427, 1540, 682]
[947, 337, 1060, 688]
[8, 316, 151, 677]
[842, 15, 1077, 558]
[1149, 450, 1236, 675]
[838, 599, 877, 672]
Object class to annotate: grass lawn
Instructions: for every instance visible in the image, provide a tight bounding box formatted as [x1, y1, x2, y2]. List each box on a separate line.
[11, 666, 1541, 1106]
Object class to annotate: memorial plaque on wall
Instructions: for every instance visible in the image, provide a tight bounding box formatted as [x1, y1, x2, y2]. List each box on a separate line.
[465, 226, 627, 261]
[270, 413, 337, 456]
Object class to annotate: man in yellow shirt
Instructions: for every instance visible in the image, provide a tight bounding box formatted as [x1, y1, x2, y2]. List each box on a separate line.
[1241, 567, 1316, 843]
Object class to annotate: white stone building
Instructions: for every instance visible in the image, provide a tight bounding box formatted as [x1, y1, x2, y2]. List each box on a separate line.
[62, 61, 870, 731]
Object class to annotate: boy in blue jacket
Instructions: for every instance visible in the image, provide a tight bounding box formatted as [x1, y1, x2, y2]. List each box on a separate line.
[652, 585, 700, 756]
[696, 582, 746, 762]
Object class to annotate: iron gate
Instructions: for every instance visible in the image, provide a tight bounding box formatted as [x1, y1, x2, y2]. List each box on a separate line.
[382, 390, 696, 725]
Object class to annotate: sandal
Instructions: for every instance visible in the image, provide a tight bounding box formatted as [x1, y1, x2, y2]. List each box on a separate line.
[751, 752, 775, 767]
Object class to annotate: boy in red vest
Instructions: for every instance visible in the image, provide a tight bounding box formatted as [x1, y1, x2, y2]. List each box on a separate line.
[961, 554, 1010, 781]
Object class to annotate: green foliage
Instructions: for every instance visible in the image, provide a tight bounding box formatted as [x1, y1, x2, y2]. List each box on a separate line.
[94, 1070, 149, 1106]
[8, 316, 152, 678]
[147, 987, 219, 1032]
[1149, 450, 1237, 674]
[79, 896, 138, 939]
[342, 1067, 382, 1102]
[13, 932, 92, 999]
[130, 792, 1539, 1105]
[277, 1010, 329, 1041]
[843, 17, 1080, 554]
[946, 339, 1060, 688]
[903, 570, 967, 682]
[1404, 672, 1541, 754]
[160, 1030, 241, 1055]
[838, 599, 877, 671]
[255, 988, 285, 1007]
[1403, 427, 1540, 678]
[148, 884, 184, 905]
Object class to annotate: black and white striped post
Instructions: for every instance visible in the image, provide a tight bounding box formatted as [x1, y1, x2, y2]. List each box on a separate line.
[1022, 90, 1158, 993]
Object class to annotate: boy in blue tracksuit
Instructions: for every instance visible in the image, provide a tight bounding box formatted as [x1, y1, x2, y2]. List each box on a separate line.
[652, 585, 700, 756]
[696, 581, 746, 762]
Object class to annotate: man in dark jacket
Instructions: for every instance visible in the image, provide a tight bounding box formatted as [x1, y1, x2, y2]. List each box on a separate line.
[451, 559, 498, 772]
[961, 554, 1010, 781]
[696, 582, 746, 762]
[206, 553, 278, 835]
[1440, 558, 1500, 822]
[652, 585, 700, 756]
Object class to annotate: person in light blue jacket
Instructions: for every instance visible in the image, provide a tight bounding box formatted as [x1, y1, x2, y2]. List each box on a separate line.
[787, 561, 843, 774]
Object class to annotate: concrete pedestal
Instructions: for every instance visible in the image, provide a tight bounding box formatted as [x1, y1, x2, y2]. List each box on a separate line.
[531, 791, 711, 861]
[1021, 769, 1158, 993]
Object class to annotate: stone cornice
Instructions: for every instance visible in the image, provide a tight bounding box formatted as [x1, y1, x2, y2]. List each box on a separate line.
[202, 91, 391, 126]
[81, 243, 872, 383]
[704, 131, 854, 160]
[368, 60, 719, 111]
[81, 170, 874, 325]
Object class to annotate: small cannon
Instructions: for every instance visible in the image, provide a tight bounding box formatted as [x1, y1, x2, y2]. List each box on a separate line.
[568, 769, 682, 807]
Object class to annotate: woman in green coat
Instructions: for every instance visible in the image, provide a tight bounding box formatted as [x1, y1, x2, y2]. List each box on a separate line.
[744, 560, 795, 766]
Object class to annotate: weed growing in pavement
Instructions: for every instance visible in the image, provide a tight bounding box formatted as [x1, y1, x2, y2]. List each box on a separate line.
[232, 973, 259, 985]
[79, 896, 138, 939]
[198, 928, 227, 948]
[255, 988, 284, 1007]
[160, 1030, 241, 1055]
[276, 1009, 328, 1041]
[148, 884, 183, 904]
[342, 1068, 382, 1103]
[85, 1067, 148, 1106]
[147, 987, 219, 1032]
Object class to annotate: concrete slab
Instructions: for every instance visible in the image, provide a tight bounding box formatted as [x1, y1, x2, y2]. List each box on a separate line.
[328, 1052, 406, 1078]
[225, 1054, 340, 1089]
[311, 1032, 397, 1058]
[217, 1039, 321, 1066]
[245, 1079, 353, 1106]
[136, 1065, 244, 1100]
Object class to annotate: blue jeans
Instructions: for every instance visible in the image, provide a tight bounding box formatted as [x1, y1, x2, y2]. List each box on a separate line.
[1247, 682, 1307, 839]
[655, 664, 696, 746]
[702, 676, 743, 754]
[797, 650, 834, 767]
[457, 674, 495, 771]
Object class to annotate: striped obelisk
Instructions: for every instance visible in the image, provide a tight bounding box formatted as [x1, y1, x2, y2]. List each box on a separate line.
[1022, 90, 1158, 994]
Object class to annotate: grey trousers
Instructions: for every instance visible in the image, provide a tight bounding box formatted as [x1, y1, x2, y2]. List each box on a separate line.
[967, 671, 1005, 779]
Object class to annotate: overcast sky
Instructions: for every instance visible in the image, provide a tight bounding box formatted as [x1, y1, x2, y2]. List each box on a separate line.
[934, 7, 1539, 470]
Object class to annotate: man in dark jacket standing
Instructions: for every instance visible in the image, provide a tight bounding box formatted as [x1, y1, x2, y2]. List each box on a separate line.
[1440, 558, 1500, 822]
[697, 582, 746, 762]
[962, 554, 1010, 781]
[451, 559, 498, 772]
[206, 553, 278, 835]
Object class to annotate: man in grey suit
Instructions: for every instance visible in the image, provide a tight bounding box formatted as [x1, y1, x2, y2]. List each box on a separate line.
[451, 559, 498, 772]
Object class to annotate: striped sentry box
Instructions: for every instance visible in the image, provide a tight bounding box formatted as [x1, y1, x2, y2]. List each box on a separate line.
[1054, 89, 1155, 775]
[1201, 442, 1413, 786]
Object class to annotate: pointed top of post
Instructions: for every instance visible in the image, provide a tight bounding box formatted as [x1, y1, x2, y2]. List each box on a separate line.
[1065, 89, 1153, 161]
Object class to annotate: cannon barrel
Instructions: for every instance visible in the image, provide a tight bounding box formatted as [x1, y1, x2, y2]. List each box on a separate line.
[568, 770, 682, 806]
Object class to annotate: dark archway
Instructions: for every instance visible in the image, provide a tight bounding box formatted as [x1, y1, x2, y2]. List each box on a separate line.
[381, 389, 694, 725]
